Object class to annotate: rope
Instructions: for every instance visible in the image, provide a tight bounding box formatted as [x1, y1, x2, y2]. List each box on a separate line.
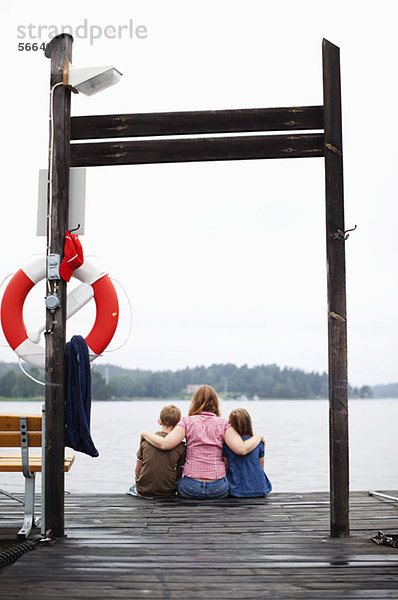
[18, 359, 45, 387]
[0, 537, 40, 569]
[102, 277, 133, 353]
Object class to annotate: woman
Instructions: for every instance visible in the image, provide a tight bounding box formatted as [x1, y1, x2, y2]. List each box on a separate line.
[141, 385, 263, 499]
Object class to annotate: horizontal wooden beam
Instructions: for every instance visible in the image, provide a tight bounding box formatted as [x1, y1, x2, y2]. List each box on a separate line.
[70, 133, 324, 167]
[71, 106, 324, 140]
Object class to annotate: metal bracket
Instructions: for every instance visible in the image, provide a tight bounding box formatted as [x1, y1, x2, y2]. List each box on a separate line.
[0, 488, 24, 504]
[369, 491, 398, 502]
[20, 417, 33, 479]
[47, 254, 61, 280]
[18, 417, 39, 540]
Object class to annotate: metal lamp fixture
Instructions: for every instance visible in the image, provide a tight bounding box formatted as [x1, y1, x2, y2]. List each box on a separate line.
[63, 61, 122, 96]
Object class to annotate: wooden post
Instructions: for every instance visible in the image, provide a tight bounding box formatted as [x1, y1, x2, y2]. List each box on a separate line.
[322, 38, 349, 537]
[44, 33, 73, 538]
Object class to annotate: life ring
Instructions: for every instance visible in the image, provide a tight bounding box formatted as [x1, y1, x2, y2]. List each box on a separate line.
[0, 255, 119, 369]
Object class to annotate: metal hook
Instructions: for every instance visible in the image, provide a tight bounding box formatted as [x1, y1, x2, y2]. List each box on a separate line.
[330, 224, 357, 241]
[69, 224, 81, 234]
[344, 224, 357, 238]
[44, 324, 55, 336]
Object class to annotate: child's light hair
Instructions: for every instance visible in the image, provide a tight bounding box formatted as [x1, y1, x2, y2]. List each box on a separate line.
[188, 385, 220, 416]
[229, 408, 253, 437]
[159, 404, 181, 428]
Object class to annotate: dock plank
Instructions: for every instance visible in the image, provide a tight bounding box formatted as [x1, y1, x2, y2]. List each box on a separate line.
[1, 491, 398, 599]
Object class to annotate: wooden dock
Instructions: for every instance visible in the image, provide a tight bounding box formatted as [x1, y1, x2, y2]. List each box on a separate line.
[1, 491, 398, 598]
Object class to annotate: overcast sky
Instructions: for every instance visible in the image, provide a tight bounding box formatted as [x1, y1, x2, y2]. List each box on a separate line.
[0, 1, 396, 387]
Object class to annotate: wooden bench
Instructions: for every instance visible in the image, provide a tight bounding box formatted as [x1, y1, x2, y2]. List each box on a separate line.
[0, 410, 75, 539]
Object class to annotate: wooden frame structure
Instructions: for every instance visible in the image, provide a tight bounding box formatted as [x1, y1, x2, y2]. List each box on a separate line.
[44, 35, 349, 538]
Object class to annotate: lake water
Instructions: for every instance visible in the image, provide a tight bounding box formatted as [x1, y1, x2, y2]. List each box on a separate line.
[1, 398, 397, 494]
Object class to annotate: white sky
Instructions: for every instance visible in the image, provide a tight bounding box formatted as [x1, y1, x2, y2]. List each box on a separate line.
[0, 1, 396, 387]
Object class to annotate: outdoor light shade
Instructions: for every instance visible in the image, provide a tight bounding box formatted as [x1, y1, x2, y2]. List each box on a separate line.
[63, 62, 122, 96]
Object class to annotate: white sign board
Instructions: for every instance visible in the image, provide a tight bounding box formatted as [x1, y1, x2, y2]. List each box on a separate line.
[37, 168, 86, 236]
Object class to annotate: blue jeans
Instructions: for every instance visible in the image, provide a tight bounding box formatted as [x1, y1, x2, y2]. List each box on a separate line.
[177, 476, 229, 499]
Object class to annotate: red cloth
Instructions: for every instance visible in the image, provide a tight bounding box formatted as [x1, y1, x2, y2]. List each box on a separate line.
[60, 231, 84, 281]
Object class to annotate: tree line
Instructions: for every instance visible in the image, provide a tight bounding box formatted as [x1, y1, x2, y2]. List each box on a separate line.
[0, 361, 382, 401]
[95, 363, 329, 400]
[0, 367, 44, 398]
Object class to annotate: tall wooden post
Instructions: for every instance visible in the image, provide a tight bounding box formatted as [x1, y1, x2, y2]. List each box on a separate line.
[322, 38, 349, 537]
[44, 33, 73, 537]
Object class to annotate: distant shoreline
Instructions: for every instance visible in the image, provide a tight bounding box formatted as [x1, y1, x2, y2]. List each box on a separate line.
[1, 396, 397, 403]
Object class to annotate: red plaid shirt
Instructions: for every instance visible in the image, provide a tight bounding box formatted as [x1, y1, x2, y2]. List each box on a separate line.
[176, 411, 232, 480]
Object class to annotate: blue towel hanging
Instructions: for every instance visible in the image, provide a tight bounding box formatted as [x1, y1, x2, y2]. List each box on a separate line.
[64, 335, 99, 457]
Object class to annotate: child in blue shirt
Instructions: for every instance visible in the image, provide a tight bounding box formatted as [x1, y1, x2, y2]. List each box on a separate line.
[223, 408, 272, 497]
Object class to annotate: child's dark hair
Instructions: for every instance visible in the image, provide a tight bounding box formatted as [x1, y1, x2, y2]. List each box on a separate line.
[159, 404, 181, 428]
[229, 408, 253, 437]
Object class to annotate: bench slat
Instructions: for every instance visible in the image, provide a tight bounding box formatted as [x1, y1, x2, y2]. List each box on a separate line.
[0, 415, 42, 431]
[0, 432, 42, 447]
[0, 455, 75, 472]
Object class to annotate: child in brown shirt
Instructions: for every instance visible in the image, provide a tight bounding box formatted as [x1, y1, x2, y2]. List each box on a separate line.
[128, 405, 186, 498]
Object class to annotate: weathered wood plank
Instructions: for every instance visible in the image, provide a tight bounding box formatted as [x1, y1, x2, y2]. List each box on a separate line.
[70, 106, 324, 140]
[43, 33, 73, 539]
[322, 38, 349, 538]
[70, 133, 324, 167]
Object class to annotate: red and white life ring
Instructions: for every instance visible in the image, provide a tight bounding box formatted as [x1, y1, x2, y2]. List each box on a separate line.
[0, 255, 119, 369]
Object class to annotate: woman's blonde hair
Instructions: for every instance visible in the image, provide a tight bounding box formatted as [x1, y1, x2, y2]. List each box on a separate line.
[188, 385, 220, 416]
[229, 408, 253, 437]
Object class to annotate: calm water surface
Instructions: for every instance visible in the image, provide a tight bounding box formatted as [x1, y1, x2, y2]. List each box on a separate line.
[1, 399, 397, 494]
